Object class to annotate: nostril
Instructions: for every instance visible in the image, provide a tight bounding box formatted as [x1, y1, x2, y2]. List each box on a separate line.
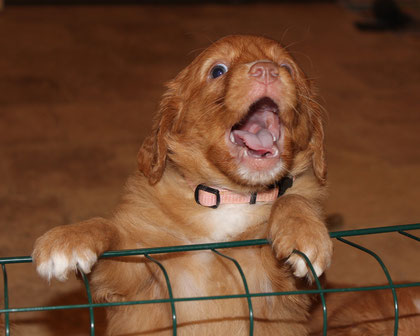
[270, 68, 279, 78]
[249, 66, 264, 78]
[249, 62, 279, 84]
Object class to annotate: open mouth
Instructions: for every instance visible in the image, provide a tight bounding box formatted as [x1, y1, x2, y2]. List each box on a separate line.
[229, 97, 281, 159]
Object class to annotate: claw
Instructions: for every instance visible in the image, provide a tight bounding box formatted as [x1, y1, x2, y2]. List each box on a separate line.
[35, 249, 97, 282]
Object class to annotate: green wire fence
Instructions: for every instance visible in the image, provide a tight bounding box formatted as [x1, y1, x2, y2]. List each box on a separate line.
[1, 223, 419, 335]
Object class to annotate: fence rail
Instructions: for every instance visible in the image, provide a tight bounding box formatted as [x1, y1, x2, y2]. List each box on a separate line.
[1, 223, 420, 335]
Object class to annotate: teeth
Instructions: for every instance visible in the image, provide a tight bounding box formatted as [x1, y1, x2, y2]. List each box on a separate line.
[230, 132, 235, 144]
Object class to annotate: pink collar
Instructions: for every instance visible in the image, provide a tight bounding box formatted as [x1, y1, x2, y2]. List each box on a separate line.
[193, 176, 294, 209]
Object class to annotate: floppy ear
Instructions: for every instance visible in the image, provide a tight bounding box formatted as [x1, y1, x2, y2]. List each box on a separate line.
[310, 108, 327, 186]
[295, 74, 327, 185]
[296, 75, 327, 185]
[137, 88, 183, 185]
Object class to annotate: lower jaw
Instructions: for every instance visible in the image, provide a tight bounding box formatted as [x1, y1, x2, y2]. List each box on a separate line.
[234, 151, 285, 185]
[225, 132, 285, 184]
[234, 143, 281, 169]
[240, 153, 281, 171]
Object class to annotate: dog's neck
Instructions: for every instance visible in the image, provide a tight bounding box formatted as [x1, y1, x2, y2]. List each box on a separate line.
[188, 176, 294, 209]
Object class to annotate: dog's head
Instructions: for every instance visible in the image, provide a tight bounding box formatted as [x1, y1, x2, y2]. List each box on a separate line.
[138, 35, 326, 191]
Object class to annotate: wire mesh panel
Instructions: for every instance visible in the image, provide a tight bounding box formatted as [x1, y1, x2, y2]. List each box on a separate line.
[1, 223, 420, 335]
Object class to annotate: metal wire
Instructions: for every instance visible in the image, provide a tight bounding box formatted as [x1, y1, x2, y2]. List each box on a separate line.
[144, 254, 177, 336]
[398, 230, 420, 242]
[293, 250, 328, 336]
[337, 237, 399, 335]
[211, 249, 254, 335]
[0, 222, 419, 335]
[1, 265, 10, 336]
[79, 270, 95, 336]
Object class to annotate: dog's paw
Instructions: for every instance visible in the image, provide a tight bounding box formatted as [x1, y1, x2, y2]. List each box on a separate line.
[33, 226, 98, 281]
[270, 220, 333, 280]
[35, 249, 97, 282]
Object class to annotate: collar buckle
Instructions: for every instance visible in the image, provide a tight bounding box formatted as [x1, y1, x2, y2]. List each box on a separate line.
[194, 184, 221, 209]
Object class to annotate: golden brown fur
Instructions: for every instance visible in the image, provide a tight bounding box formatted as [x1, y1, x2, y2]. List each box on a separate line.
[33, 35, 332, 335]
[309, 286, 420, 335]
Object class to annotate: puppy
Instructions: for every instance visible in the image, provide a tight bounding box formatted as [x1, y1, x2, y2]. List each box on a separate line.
[309, 286, 420, 335]
[33, 35, 333, 335]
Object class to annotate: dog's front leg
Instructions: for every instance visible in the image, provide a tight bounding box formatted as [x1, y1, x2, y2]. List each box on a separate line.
[268, 194, 333, 279]
[33, 217, 119, 281]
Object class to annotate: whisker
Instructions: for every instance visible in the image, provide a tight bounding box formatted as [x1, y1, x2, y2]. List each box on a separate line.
[297, 92, 326, 112]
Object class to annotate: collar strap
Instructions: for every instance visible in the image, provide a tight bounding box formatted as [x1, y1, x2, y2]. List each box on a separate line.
[194, 176, 294, 209]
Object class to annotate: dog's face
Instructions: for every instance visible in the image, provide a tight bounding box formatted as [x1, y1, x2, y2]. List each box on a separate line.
[138, 35, 326, 190]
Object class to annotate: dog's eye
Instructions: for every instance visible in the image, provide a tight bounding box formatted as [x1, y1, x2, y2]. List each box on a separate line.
[280, 63, 293, 76]
[210, 64, 228, 79]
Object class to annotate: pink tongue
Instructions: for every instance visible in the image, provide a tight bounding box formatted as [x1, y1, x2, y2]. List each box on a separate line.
[232, 129, 275, 154]
[231, 109, 279, 155]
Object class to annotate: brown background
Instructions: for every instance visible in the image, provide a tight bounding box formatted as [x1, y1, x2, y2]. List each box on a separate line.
[0, 3, 419, 335]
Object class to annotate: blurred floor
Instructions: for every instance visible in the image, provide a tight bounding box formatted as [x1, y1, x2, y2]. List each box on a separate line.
[0, 3, 419, 335]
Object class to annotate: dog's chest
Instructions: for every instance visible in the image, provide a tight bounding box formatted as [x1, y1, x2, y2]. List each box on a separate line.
[170, 248, 273, 299]
[195, 202, 272, 241]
